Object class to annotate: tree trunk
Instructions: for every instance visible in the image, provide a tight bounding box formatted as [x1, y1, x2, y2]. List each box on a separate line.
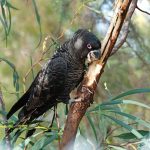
[60, 0, 133, 149]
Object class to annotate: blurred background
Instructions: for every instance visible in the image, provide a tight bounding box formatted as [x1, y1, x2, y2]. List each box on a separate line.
[0, 0, 150, 149]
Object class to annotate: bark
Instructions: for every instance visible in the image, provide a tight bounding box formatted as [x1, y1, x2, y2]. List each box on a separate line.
[60, 0, 133, 149]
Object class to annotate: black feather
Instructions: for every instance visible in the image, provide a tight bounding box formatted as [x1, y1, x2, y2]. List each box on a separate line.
[7, 87, 31, 119]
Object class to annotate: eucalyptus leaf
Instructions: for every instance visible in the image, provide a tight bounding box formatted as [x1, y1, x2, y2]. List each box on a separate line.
[103, 114, 143, 139]
[110, 88, 150, 101]
[0, 57, 20, 98]
[114, 130, 150, 140]
[32, 0, 42, 48]
[31, 134, 57, 150]
[109, 110, 150, 129]
[86, 115, 98, 142]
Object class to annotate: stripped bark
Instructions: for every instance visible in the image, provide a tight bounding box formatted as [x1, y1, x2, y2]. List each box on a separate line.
[61, 0, 133, 149]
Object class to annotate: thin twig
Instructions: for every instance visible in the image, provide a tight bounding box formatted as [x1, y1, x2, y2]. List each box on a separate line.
[0, 85, 12, 150]
[136, 4, 150, 16]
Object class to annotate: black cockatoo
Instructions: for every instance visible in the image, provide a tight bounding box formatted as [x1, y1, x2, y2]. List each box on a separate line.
[7, 29, 101, 130]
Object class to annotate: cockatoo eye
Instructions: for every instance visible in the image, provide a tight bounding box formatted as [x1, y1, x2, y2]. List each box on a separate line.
[87, 44, 92, 49]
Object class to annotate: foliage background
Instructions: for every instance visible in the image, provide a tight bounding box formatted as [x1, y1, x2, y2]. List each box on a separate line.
[0, 0, 150, 149]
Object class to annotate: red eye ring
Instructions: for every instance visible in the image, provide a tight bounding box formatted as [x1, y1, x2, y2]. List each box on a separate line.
[87, 44, 92, 49]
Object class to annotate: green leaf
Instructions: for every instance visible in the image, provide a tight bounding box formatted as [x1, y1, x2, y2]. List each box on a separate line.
[103, 114, 143, 139]
[29, 120, 44, 124]
[0, 15, 8, 45]
[110, 88, 150, 101]
[31, 134, 57, 150]
[78, 127, 86, 140]
[14, 132, 43, 150]
[86, 115, 98, 142]
[30, 56, 35, 80]
[11, 129, 26, 146]
[32, 0, 42, 48]
[98, 99, 150, 109]
[7, 6, 12, 36]
[6, 2, 19, 10]
[109, 110, 150, 129]
[90, 99, 150, 114]
[1, 3, 8, 31]
[0, 57, 20, 98]
[114, 130, 149, 140]
[0, 1, 17, 46]
[108, 145, 126, 150]
[87, 104, 121, 114]
[13, 71, 20, 98]
[0, 110, 17, 122]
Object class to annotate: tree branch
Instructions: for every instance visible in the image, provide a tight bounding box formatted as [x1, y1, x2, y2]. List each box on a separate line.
[111, 0, 137, 56]
[60, 0, 133, 149]
[136, 4, 150, 16]
[0, 85, 11, 150]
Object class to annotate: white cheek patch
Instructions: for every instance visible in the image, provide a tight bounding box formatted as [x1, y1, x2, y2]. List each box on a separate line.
[74, 38, 83, 49]
[87, 52, 91, 63]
